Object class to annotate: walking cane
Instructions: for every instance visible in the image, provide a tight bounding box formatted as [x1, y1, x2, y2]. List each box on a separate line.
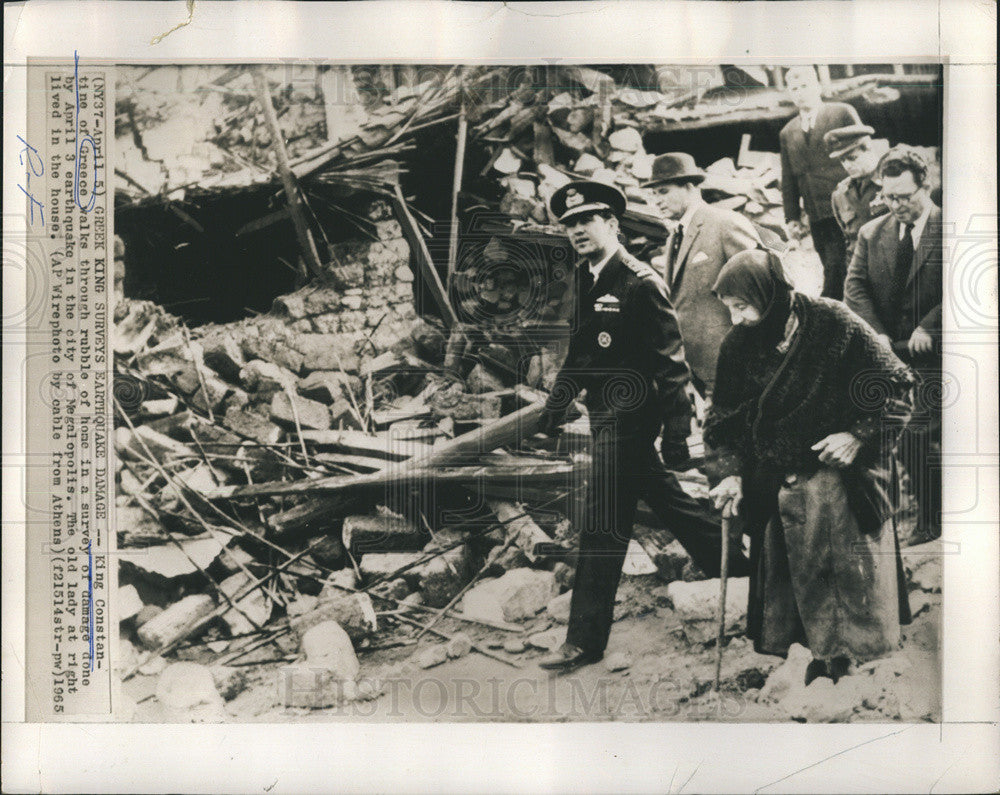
[714, 511, 731, 692]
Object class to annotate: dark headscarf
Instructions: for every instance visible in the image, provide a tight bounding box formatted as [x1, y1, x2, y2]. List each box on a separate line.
[712, 248, 794, 347]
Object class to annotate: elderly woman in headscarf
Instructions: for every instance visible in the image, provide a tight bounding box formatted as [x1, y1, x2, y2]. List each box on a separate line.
[704, 248, 915, 685]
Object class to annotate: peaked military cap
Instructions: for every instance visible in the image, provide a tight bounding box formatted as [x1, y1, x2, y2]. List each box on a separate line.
[549, 180, 628, 223]
[824, 124, 876, 159]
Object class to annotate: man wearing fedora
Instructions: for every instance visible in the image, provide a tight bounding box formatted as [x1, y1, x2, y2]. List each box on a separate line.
[826, 124, 890, 267]
[644, 152, 762, 408]
[780, 65, 862, 300]
[536, 180, 747, 671]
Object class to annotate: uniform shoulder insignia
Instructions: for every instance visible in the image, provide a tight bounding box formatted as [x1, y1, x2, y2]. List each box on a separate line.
[622, 257, 659, 281]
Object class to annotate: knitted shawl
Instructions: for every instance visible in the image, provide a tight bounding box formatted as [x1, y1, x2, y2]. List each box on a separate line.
[704, 293, 915, 482]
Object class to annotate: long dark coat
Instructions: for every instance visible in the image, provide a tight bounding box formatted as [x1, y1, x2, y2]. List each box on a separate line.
[704, 293, 915, 661]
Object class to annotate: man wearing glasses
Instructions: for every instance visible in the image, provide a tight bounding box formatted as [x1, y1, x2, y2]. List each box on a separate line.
[845, 145, 943, 541]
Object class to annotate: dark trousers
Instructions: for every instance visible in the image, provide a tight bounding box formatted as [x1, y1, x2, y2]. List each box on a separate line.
[566, 420, 749, 654]
[896, 362, 943, 539]
[811, 217, 849, 300]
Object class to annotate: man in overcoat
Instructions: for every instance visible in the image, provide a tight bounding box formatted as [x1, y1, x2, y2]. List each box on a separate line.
[536, 180, 746, 670]
[845, 145, 943, 540]
[779, 65, 862, 299]
[645, 153, 762, 394]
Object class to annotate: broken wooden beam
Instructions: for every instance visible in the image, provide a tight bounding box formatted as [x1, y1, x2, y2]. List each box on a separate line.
[251, 67, 325, 280]
[208, 402, 546, 500]
[487, 500, 551, 562]
[391, 183, 459, 328]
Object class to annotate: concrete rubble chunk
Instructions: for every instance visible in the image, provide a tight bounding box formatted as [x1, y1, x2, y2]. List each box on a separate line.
[359, 551, 424, 584]
[526, 627, 563, 651]
[415, 543, 473, 609]
[460, 568, 559, 624]
[446, 632, 473, 659]
[158, 464, 222, 511]
[156, 662, 226, 722]
[201, 334, 246, 381]
[649, 539, 693, 582]
[221, 405, 283, 446]
[292, 334, 361, 374]
[546, 589, 572, 624]
[297, 370, 358, 404]
[414, 644, 449, 669]
[503, 637, 527, 654]
[307, 535, 347, 570]
[239, 359, 298, 396]
[291, 590, 377, 643]
[758, 643, 813, 703]
[211, 665, 248, 701]
[218, 572, 272, 636]
[666, 577, 750, 645]
[280, 665, 359, 709]
[329, 399, 363, 430]
[120, 535, 225, 582]
[119, 584, 144, 622]
[240, 334, 304, 375]
[137, 594, 216, 651]
[300, 621, 360, 681]
[609, 126, 644, 152]
[116, 425, 193, 462]
[270, 391, 331, 431]
[343, 514, 427, 554]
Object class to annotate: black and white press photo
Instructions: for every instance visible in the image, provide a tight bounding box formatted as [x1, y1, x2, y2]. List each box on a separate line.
[106, 61, 947, 724]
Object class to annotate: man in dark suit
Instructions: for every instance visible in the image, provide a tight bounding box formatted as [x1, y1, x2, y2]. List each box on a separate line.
[845, 145, 943, 540]
[780, 65, 862, 299]
[536, 180, 747, 670]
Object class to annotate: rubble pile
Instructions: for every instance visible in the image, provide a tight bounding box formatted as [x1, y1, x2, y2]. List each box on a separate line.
[466, 66, 788, 244]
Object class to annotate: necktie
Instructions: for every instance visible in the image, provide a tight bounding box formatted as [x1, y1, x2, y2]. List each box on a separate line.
[894, 223, 915, 289]
[666, 225, 684, 285]
[891, 223, 915, 333]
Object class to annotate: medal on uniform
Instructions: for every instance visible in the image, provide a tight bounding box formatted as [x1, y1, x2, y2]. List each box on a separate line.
[597, 331, 612, 348]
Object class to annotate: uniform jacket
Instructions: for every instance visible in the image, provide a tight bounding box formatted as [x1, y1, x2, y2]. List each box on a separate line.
[831, 173, 889, 263]
[780, 102, 860, 222]
[544, 246, 691, 436]
[661, 202, 762, 390]
[844, 204, 943, 340]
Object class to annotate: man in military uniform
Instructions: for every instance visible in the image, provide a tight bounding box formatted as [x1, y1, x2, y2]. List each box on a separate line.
[536, 180, 747, 670]
[825, 124, 890, 267]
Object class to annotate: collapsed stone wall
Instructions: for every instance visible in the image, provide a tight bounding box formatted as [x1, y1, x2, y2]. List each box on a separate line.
[269, 198, 418, 357]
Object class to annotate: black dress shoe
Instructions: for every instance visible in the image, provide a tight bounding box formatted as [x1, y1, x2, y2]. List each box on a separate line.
[538, 643, 603, 670]
[804, 659, 829, 686]
[829, 656, 852, 683]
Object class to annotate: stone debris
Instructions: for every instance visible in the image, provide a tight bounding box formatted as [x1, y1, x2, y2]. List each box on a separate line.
[460, 569, 559, 624]
[502, 637, 527, 654]
[299, 621, 360, 682]
[119, 585, 144, 622]
[526, 627, 564, 651]
[666, 577, 750, 645]
[156, 662, 226, 722]
[546, 590, 573, 624]
[414, 644, 450, 669]
[446, 632, 474, 659]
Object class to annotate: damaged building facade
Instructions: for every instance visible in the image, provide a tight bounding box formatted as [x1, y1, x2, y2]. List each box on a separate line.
[112, 63, 944, 722]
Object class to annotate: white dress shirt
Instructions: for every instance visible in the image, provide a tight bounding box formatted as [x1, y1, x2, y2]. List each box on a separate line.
[900, 203, 933, 248]
[800, 108, 819, 133]
[588, 247, 618, 282]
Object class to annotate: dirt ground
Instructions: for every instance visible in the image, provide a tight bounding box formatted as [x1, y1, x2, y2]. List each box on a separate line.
[125, 558, 941, 724]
